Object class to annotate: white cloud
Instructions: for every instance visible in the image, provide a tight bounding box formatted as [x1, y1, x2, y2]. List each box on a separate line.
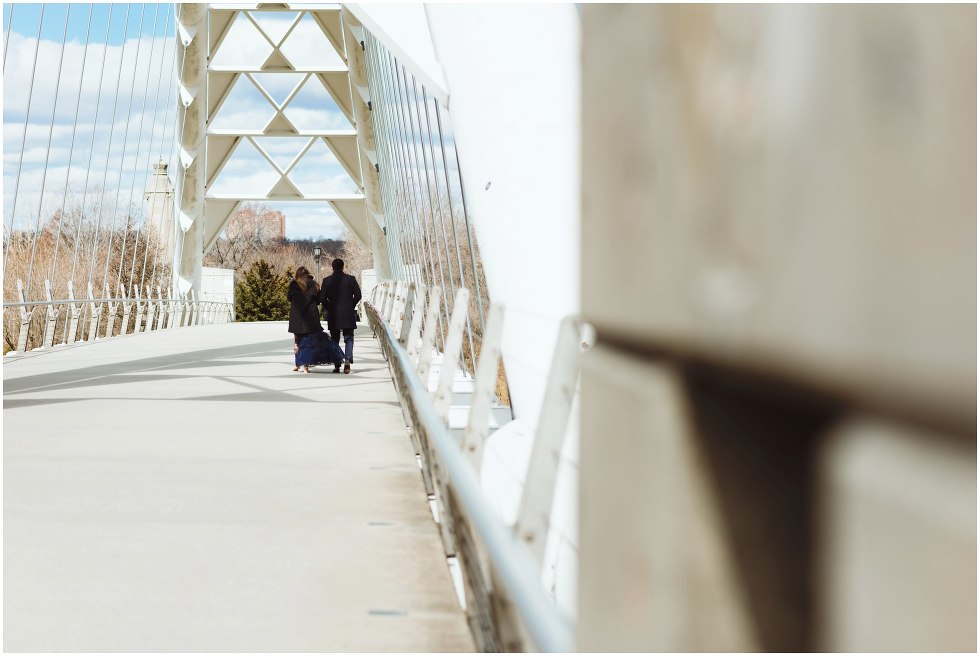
[4, 10, 359, 241]
[4, 28, 179, 231]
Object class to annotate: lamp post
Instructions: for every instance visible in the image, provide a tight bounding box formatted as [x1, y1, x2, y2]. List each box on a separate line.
[312, 245, 322, 281]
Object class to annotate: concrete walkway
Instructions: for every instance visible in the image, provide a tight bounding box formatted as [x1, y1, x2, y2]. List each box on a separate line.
[3, 322, 474, 652]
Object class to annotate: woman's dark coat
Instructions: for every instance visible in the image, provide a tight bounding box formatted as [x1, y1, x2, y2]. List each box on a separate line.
[287, 279, 322, 335]
[319, 272, 362, 332]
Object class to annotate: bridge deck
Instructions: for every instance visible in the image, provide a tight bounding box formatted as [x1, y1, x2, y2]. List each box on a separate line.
[3, 322, 474, 652]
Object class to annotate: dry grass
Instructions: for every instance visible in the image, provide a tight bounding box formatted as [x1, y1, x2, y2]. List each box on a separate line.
[393, 208, 512, 406]
[3, 203, 173, 353]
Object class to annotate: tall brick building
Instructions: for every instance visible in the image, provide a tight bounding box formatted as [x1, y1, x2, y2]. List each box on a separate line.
[224, 206, 285, 242]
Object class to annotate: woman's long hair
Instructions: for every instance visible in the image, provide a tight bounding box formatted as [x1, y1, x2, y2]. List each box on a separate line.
[295, 266, 311, 293]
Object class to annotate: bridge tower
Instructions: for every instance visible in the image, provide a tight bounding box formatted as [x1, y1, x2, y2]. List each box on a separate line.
[171, 3, 388, 296]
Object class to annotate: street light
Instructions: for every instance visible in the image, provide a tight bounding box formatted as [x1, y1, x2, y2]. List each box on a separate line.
[312, 245, 322, 281]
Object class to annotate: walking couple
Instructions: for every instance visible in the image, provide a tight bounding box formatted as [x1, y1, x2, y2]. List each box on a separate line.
[288, 258, 362, 374]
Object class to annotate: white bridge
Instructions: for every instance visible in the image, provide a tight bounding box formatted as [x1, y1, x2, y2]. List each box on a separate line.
[3, 4, 976, 652]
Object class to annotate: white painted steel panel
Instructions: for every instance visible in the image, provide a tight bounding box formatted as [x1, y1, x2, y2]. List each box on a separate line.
[343, 3, 448, 104]
[425, 4, 581, 431]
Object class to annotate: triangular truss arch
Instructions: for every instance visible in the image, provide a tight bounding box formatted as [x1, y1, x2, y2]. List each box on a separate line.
[204, 5, 370, 253]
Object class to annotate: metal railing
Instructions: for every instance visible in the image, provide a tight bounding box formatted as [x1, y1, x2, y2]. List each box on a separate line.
[366, 287, 575, 652]
[3, 284, 233, 355]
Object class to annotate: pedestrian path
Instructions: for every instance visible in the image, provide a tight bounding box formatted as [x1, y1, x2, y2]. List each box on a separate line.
[3, 321, 474, 652]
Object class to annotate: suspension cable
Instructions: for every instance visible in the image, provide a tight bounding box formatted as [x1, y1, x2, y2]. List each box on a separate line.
[368, 36, 426, 292]
[377, 41, 429, 291]
[71, 4, 113, 287]
[116, 3, 163, 293]
[3, 4, 13, 73]
[3, 5, 46, 278]
[411, 74, 459, 300]
[101, 4, 148, 298]
[25, 4, 73, 298]
[421, 84, 477, 372]
[391, 57, 438, 291]
[391, 56, 449, 348]
[364, 34, 400, 275]
[367, 35, 418, 287]
[141, 23, 178, 293]
[382, 48, 433, 284]
[451, 138, 485, 331]
[363, 36, 400, 281]
[50, 4, 95, 290]
[403, 68, 454, 354]
[382, 45, 440, 331]
[434, 98, 486, 336]
[86, 3, 133, 294]
[132, 3, 173, 291]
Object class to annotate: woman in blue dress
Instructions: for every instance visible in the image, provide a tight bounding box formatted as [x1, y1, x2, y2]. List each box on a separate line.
[288, 267, 344, 372]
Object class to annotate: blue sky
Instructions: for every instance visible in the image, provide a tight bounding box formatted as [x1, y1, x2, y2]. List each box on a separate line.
[4, 3, 150, 48]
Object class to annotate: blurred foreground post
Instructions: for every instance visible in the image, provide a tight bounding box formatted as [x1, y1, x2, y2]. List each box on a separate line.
[580, 4, 976, 651]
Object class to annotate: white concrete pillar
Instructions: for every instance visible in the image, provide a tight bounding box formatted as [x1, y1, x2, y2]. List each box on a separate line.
[174, 4, 207, 298]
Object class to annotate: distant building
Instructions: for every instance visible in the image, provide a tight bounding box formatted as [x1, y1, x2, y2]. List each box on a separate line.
[144, 160, 175, 265]
[225, 207, 285, 243]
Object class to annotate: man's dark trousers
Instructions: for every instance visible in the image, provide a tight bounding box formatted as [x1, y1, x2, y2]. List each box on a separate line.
[331, 328, 355, 363]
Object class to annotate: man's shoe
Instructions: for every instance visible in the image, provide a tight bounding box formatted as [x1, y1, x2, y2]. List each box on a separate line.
[332, 365, 341, 373]
[343, 362, 351, 375]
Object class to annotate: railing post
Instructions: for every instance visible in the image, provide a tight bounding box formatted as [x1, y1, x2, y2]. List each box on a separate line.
[86, 283, 101, 342]
[182, 291, 190, 326]
[391, 281, 404, 334]
[384, 282, 397, 326]
[386, 281, 400, 327]
[15, 279, 33, 353]
[118, 283, 133, 336]
[377, 283, 387, 319]
[462, 303, 506, 469]
[405, 284, 427, 359]
[102, 285, 118, 339]
[41, 280, 58, 349]
[434, 288, 471, 423]
[66, 280, 82, 345]
[166, 287, 178, 329]
[514, 316, 594, 566]
[417, 285, 442, 378]
[187, 297, 193, 327]
[133, 286, 146, 334]
[153, 286, 164, 330]
[192, 292, 201, 326]
[143, 286, 156, 332]
[397, 283, 416, 345]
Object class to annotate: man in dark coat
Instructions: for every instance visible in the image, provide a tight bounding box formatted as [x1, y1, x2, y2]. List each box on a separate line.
[319, 258, 362, 374]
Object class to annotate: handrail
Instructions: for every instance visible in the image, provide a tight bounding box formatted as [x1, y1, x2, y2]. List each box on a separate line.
[3, 294, 235, 354]
[366, 299, 574, 652]
[2, 298, 232, 308]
